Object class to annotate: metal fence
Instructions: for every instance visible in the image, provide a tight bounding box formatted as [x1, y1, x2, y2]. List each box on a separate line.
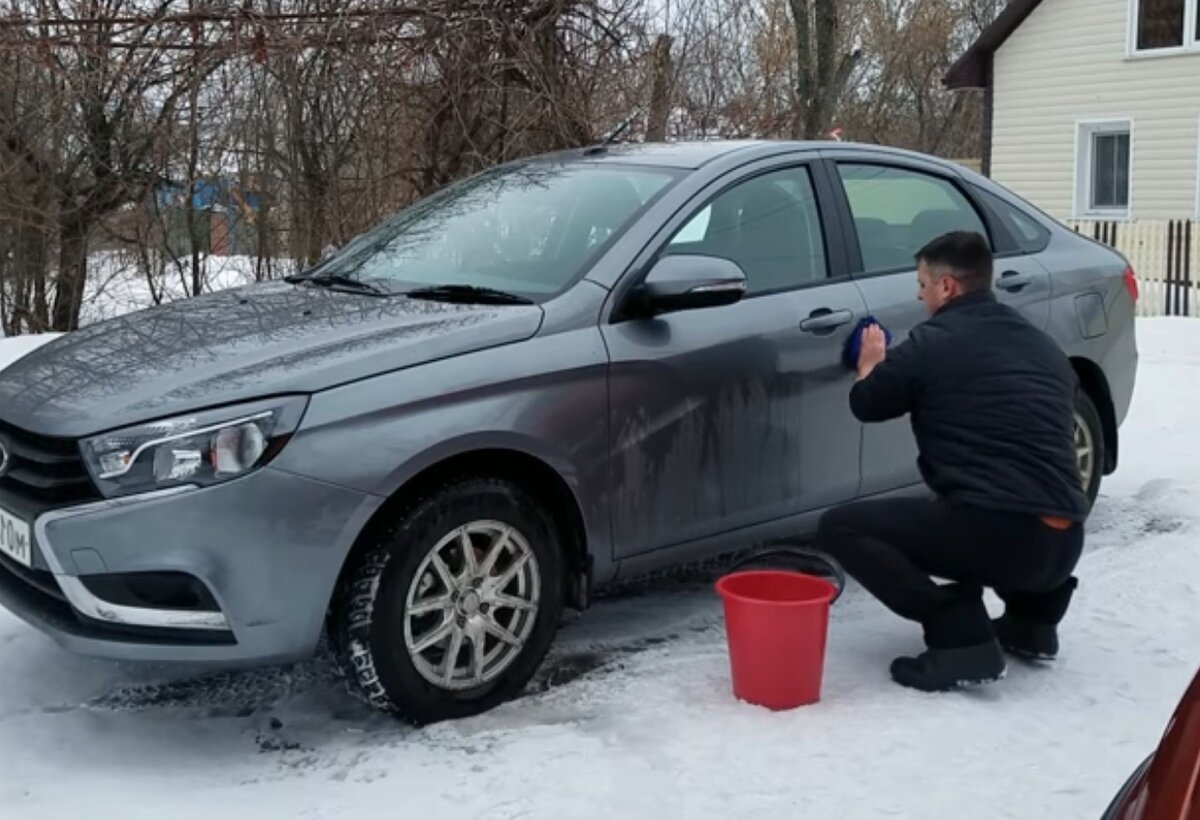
[1068, 219, 1199, 317]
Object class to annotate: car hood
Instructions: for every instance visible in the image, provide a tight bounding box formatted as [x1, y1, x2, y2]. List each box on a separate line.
[0, 280, 544, 437]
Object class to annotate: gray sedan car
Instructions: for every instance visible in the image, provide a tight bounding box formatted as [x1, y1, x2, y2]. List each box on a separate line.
[0, 140, 1137, 722]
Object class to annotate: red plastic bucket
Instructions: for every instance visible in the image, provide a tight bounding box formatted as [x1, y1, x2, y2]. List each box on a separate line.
[715, 570, 837, 710]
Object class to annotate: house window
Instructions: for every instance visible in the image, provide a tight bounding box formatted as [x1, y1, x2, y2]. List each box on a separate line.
[1076, 121, 1133, 218]
[1091, 132, 1131, 209]
[1132, 0, 1200, 52]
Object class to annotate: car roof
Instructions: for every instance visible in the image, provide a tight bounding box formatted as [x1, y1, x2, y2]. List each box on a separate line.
[533, 139, 977, 173]
[532, 140, 786, 169]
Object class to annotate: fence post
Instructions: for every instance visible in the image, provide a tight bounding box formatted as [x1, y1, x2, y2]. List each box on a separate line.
[1185, 221, 1193, 317]
[1167, 221, 1176, 317]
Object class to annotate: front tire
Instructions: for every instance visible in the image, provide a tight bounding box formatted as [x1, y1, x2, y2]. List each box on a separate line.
[330, 478, 564, 724]
[1074, 390, 1105, 506]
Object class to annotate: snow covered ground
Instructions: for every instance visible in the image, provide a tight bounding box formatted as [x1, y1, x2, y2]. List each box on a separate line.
[1, 318, 1198, 820]
[79, 252, 266, 325]
[1, 253, 265, 338]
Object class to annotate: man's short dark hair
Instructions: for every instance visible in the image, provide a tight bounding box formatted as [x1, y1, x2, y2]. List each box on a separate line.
[914, 231, 993, 292]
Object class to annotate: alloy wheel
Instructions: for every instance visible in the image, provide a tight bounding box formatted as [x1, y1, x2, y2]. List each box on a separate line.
[403, 520, 541, 691]
[1073, 410, 1095, 491]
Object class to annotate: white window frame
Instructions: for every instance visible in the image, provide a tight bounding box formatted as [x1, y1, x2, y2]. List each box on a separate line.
[1195, 115, 1200, 220]
[1074, 119, 1134, 221]
[1127, 0, 1200, 58]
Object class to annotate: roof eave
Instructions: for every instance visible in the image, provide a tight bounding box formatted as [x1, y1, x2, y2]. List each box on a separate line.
[944, 52, 988, 90]
[941, 0, 1045, 90]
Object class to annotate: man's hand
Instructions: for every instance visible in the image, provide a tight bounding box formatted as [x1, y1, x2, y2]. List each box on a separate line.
[857, 324, 888, 380]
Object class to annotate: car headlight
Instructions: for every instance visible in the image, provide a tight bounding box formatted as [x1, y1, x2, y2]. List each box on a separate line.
[81, 396, 309, 497]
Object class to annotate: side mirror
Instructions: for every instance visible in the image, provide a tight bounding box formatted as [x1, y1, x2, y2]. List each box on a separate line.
[629, 254, 747, 318]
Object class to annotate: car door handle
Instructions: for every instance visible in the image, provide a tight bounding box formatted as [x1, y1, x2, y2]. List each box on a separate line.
[799, 308, 854, 334]
[997, 270, 1034, 292]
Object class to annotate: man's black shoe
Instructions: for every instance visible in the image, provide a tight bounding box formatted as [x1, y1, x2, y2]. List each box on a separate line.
[993, 578, 1076, 660]
[993, 615, 1059, 661]
[890, 641, 1007, 692]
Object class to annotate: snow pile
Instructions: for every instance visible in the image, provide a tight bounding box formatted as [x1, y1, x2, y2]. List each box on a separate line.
[2, 252, 276, 337]
[0, 319, 1197, 820]
[0, 332, 61, 361]
[80, 252, 269, 325]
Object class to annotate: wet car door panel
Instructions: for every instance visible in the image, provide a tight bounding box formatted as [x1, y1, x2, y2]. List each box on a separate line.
[604, 161, 866, 559]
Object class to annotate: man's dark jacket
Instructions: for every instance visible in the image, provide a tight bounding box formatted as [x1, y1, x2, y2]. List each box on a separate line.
[850, 289, 1092, 521]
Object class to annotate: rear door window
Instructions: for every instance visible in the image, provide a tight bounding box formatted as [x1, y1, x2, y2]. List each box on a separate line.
[837, 164, 989, 275]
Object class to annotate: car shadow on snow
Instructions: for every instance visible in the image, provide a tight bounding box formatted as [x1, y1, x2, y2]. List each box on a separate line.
[74, 544, 825, 725]
[1084, 482, 1189, 548]
[73, 563, 740, 733]
[28, 486, 1189, 751]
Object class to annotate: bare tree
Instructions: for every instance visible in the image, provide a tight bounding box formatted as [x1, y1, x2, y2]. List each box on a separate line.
[789, 0, 861, 138]
[0, 0, 225, 330]
[0, 0, 1006, 337]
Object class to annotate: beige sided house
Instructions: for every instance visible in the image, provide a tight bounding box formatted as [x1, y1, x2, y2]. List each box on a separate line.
[945, 0, 1200, 316]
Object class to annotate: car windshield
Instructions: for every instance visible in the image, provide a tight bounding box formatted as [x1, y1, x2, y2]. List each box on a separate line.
[304, 161, 681, 300]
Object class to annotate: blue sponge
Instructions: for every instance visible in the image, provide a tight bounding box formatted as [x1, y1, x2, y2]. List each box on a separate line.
[842, 316, 893, 370]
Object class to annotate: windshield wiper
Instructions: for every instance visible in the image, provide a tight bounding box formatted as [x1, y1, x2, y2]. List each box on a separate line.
[404, 284, 533, 305]
[285, 273, 391, 297]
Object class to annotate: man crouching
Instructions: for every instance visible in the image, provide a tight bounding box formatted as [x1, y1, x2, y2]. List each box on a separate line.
[818, 230, 1090, 692]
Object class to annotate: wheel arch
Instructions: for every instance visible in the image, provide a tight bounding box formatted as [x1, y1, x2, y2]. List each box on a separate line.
[1071, 356, 1118, 475]
[329, 445, 593, 621]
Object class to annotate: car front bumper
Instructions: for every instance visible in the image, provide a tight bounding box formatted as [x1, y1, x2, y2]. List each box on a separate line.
[0, 467, 379, 665]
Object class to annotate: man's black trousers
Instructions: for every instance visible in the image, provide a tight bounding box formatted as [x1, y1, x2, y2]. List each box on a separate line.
[817, 497, 1084, 648]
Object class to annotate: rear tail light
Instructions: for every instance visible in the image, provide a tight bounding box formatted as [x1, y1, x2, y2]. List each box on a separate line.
[1123, 266, 1139, 303]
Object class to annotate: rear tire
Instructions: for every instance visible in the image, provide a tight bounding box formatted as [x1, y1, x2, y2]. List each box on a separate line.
[1074, 390, 1105, 507]
[329, 478, 564, 724]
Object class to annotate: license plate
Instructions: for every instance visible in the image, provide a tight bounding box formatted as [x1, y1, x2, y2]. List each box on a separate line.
[0, 505, 32, 568]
